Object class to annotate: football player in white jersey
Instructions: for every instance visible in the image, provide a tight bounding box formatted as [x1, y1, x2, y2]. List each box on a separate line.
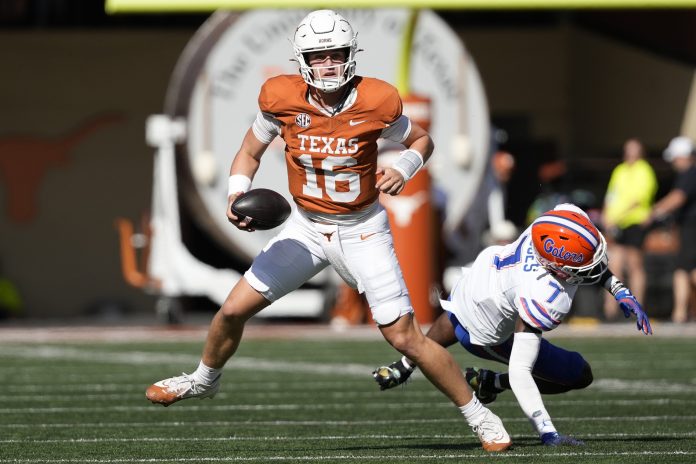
[373, 203, 652, 446]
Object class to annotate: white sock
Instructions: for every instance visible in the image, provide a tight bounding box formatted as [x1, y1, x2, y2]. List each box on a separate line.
[532, 411, 557, 436]
[193, 361, 221, 385]
[401, 356, 415, 371]
[459, 396, 487, 427]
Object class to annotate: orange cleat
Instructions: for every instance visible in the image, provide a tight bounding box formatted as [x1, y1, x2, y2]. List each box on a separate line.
[145, 373, 220, 407]
[473, 409, 512, 452]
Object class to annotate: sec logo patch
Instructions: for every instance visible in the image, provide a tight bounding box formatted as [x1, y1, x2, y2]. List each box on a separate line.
[295, 113, 311, 128]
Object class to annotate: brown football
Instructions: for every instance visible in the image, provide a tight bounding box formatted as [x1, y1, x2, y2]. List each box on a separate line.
[230, 188, 291, 230]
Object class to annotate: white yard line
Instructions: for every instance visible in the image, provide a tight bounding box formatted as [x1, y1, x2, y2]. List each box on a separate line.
[0, 451, 695, 463]
[1, 392, 695, 406]
[1, 431, 696, 444]
[1, 346, 695, 396]
[0, 346, 374, 376]
[1, 321, 695, 343]
[0, 415, 694, 423]
[2, 381, 364, 392]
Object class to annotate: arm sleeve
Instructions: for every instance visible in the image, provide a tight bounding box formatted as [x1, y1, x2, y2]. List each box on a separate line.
[374, 81, 404, 134]
[251, 111, 281, 144]
[380, 115, 411, 143]
[508, 331, 557, 436]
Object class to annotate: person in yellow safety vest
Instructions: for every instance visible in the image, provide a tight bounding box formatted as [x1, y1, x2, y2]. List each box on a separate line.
[602, 138, 657, 321]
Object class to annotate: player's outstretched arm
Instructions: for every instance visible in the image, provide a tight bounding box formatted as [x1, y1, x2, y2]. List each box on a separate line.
[601, 271, 653, 335]
[509, 319, 583, 446]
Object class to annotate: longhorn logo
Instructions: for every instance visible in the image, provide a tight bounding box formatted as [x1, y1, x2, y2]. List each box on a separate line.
[0, 113, 124, 223]
[380, 191, 428, 228]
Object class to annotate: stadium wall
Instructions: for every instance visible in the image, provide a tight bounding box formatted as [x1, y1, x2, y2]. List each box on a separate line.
[0, 22, 691, 318]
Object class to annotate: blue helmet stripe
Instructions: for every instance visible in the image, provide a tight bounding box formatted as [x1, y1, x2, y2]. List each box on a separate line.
[533, 216, 598, 249]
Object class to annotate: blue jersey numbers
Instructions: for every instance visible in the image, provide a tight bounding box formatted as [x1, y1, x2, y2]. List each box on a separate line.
[546, 281, 563, 303]
[523, 238, 540, 272]
[494, 236, 541, 272]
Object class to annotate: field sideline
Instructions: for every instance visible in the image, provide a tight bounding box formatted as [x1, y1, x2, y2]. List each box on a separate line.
[3, 318, 696, 342]
[1, 321, 695, 463]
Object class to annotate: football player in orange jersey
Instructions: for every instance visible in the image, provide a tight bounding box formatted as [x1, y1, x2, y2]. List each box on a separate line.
[146, 10, 511, 451]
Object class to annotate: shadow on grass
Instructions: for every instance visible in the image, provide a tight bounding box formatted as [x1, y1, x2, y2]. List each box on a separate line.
[579, 436, 683, 444]
[341, 442, 487, 452]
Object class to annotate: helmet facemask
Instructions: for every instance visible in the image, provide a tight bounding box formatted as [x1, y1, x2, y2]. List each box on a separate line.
[292, 10, 358, 93]
[297, 47, 356, 93]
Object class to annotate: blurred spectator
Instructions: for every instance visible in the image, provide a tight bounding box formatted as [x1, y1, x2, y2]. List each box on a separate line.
[480, 146, 517, 249]
[601, 138, 657, 320]
[646, 136, 696, 322]
[452, 129, 517, 265]
[525, 163, 599, 228]
[487, 147, 516, 239]
[524, 160, 568, 226]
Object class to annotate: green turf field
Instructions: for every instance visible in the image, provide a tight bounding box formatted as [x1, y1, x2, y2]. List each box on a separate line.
[1, 334, 695, 463]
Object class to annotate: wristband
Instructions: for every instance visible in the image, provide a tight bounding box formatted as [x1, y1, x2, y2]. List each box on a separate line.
[228, 174, 252, 197]
[392, 149, 424, 181]
[604, 274, 626, 297]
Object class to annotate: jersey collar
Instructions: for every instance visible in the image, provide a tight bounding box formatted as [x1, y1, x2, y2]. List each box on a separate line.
[307, 85, 357, 117]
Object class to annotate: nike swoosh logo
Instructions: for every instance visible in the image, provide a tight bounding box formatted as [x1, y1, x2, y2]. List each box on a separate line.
[360, 232, 376, 240]
[349, 120, 366, 126]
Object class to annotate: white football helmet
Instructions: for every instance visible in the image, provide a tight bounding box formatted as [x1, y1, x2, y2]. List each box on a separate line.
[292, 10, 358, 93]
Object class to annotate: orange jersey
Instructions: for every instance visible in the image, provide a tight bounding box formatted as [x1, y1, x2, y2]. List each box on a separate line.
[258, 75, 403, 215]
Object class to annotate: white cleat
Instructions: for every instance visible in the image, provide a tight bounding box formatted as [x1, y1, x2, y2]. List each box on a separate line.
[472, 409, 512, 452]
[146, 373, 220, 407]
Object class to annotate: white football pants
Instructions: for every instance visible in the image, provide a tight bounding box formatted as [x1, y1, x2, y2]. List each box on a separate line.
[244, 204, 413, 325]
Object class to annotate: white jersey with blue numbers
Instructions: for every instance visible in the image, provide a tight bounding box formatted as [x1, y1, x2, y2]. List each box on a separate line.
[444, 226, 577, 346]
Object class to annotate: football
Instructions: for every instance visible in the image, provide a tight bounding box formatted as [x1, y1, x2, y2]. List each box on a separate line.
[230, 188, 291, 230]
